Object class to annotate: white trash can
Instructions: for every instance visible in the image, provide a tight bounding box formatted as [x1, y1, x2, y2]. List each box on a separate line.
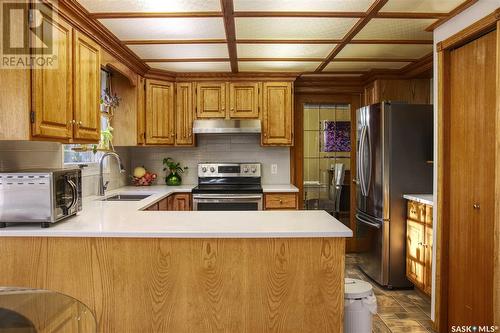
[344, 278, 377, 333]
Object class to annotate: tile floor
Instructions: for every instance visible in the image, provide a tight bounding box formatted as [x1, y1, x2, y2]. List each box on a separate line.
[345, 254, 436, 333]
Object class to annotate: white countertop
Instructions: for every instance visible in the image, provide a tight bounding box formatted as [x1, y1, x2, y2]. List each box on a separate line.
[0, 186, 351, 238]
[262, 184, 299, 193]
[403, 194, 434, 206]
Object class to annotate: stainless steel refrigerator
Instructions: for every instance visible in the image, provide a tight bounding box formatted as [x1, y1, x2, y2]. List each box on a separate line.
[356, 102, 433, 289]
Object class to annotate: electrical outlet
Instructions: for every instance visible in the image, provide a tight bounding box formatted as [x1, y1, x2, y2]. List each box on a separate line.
[271, 164, 278, 175]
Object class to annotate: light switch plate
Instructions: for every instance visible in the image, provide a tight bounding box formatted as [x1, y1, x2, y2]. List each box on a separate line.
[271, 164, 278, 174]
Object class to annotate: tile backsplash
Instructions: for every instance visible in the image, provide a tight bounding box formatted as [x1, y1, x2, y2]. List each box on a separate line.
[0, 141, 128, 197]
[0, 135, 291, 196]
[129, 134, 291, 185]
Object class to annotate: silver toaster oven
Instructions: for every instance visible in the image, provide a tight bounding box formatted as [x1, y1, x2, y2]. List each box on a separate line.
[0, 168, 82, 228]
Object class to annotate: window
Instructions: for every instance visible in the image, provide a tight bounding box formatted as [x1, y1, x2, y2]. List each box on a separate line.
[63, 69, 110, 166]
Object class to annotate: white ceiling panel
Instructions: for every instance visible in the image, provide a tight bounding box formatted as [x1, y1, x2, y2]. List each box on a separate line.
[337, 44, 433, 59]
[237, 44, 335, 58]
[324, 61, 410, 71]
[239, 61, 321, 72]
[235, 17, 357, 40]
[381, 0, 463, 13]
[78, 0, 221, 13]
[354, 18, 435, 40]
[147, 62, 231, 72]
[128, 44, 228, 59]
[233, 0, 374, 12]
[99, 18, 226, 40]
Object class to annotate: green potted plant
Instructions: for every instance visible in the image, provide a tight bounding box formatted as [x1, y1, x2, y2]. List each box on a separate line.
[163, 158, 188, 186]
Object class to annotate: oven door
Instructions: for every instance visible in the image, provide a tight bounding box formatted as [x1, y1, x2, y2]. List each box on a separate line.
[193, 194, 263, 211]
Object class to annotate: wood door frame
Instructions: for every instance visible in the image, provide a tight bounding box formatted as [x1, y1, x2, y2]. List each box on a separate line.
[290, 93, 362, 252]
[435, 10, 500, 332]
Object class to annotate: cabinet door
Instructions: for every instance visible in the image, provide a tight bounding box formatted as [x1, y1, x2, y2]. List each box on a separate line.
[73, 31, 101, 142]
[262, 82, 293, 145]
[172, 194, 191, 211]
[196, 83, 226, 118]
[175, 83, 194, 146]
[32, 15, 73, 140]
[364, 82, 376, 106]
[424, 225, 433, 295]
[229, 82, 259, 118]
[406, 220, 425, 288]
[145, 79, 175, 145]
[137, 76, 146, 145]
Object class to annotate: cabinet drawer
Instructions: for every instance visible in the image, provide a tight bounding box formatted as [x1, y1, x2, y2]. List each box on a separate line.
[264, 193, 297, 210]
[407, 201, 427, 223]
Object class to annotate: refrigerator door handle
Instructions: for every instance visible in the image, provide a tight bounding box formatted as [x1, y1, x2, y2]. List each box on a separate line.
[359, 125, 368, 196]
[356, 213, 382, 229]
[364, 125, 372, 196]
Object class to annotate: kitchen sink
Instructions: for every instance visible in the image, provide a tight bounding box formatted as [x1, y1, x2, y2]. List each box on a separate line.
[100, 194, 151, 201]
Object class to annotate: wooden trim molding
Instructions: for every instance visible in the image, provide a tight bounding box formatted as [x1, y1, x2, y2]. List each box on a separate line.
[437, 8, 500, 51]
[220, 0, 238, 73]
[495, 20, 500, 329]
[425, 0, 480, 31]
[56, 0, 149, 75]
[90, 11, 223, 19]
[315, 0, 389, 72]
[123, 39, 433, 45]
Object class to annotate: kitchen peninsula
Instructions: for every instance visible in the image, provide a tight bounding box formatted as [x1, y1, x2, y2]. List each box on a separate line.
[0, 186, 352, 333]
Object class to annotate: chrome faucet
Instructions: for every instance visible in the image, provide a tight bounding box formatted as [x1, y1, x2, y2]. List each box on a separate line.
[98, 152, 126, 196]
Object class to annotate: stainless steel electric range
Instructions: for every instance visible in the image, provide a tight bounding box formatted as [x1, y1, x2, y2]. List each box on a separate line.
[192, 163, 263, 211]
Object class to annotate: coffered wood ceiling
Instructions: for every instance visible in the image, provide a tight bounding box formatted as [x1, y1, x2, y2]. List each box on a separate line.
[76, 0, 477, 76]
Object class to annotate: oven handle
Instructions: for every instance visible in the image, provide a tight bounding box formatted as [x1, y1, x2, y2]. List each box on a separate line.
[193, 194, 263, 200]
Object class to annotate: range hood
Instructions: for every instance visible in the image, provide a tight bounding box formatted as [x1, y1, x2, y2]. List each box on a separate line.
[192, 119, 261, 134]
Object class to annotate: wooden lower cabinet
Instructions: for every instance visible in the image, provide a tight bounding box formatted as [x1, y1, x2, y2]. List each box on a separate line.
[0, 237, 345, 332]
[406, 200, 433, 296]
[147, 193, 192, 211]
[264, 193, 298, 210]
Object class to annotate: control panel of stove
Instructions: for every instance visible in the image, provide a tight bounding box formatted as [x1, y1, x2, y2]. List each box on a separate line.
[198, 163, 261, 177]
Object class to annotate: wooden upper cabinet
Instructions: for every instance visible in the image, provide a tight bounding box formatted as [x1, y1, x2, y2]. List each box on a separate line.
[32, 15, 73, 140]
[229, 82, 260, 118]
[175, 83, 194, 146]
[363, 79, 431, 106]
[145, 79, 175, 145]
[262, 82, 293, 146]
[196, 82, 226, 118]
[73, 31, 101, 142]
[137, 76, 146, 145]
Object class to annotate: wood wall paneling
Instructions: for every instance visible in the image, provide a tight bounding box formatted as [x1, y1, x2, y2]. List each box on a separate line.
[145, 79, 175, 145]
[73, 31, 101, 142]
[0, 237, 345, 332]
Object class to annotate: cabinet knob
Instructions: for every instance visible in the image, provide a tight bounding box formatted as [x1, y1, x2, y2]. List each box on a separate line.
[279, 200, 283, 204]
[263, 133, 267, 137]
[171, 134, 175, 137]
[231, 108, 234, 111]
[473, 203, 480, 209]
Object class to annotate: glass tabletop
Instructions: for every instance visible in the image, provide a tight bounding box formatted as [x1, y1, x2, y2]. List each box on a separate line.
[0, 287, 96, 332]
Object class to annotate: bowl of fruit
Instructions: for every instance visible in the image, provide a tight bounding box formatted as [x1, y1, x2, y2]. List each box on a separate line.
[132, 166, 157, 186]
